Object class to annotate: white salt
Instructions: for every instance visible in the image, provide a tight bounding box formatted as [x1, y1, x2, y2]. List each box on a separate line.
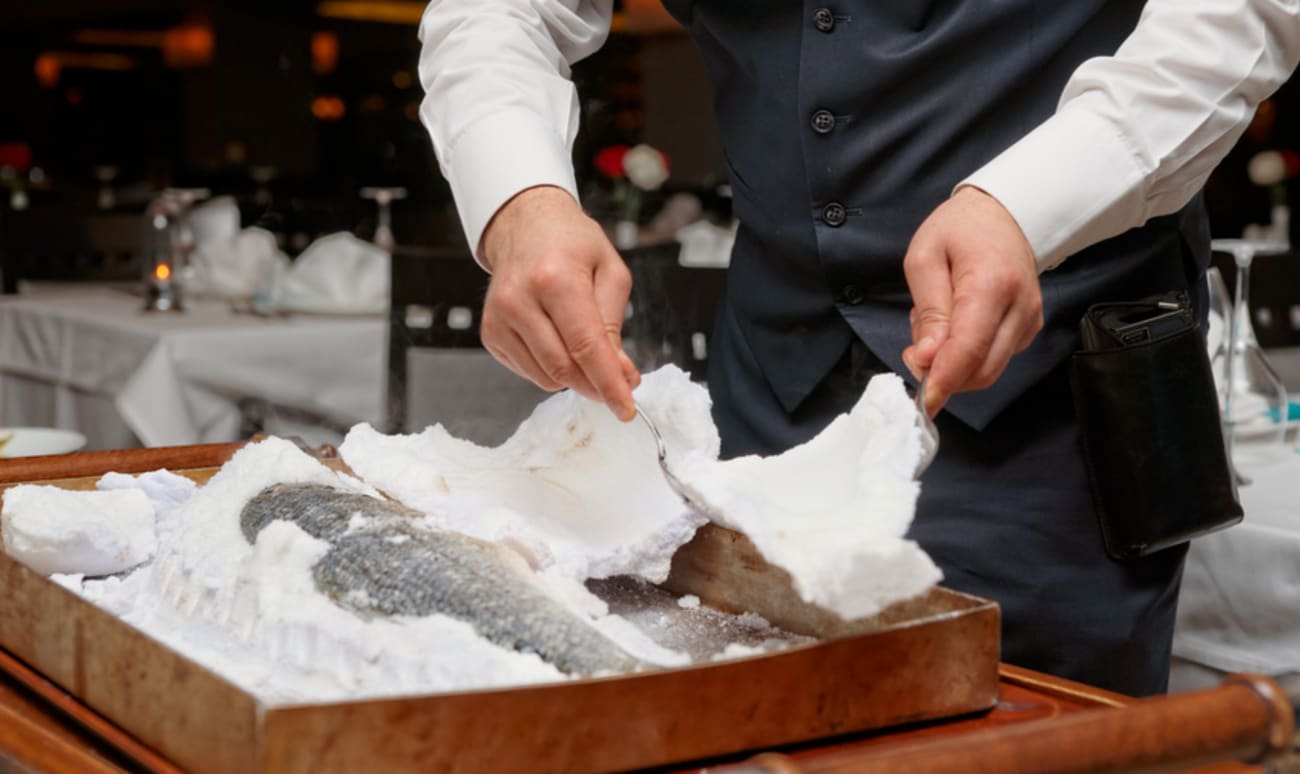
[678, 373, 942, 620]
[2, 486, 156, 576]
[35, 365, 940, 704]
[65, 438, 690, 703]
[339, 365, 717, 583]
[343, 364, 939, 622]
[64, 440, 574, 702]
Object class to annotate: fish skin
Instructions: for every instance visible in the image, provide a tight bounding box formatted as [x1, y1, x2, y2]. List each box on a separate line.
[240, 483, 643, 675]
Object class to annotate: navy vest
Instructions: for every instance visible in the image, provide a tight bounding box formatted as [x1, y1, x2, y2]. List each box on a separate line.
[661, 0, 1210, 429]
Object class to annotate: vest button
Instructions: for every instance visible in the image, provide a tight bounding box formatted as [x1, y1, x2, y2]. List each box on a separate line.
[840, 284, 865, 305]
[813, 8, 835, 33]
[811, 109, 836, 134]
[822, 202, 847, 227]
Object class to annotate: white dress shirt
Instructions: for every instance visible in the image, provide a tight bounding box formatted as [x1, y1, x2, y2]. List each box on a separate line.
[417, 0, 1300, 272]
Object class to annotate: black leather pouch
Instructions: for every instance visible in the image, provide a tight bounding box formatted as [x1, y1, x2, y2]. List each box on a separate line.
[1070, 291, 1243, 560]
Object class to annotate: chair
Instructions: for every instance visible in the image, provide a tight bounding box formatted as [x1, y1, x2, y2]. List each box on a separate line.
[1, 209, 141, 293]
[386, 246, 547, 444]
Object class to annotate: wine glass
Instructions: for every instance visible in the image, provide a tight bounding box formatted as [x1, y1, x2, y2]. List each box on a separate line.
[360, 187, 407, 253]
[1210, 239, 1291, 461]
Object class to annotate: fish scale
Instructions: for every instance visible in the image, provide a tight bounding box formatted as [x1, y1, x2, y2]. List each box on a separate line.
[240, 483, 643, 675]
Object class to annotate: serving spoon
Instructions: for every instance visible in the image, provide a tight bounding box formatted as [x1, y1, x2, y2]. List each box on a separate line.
[913, 372, 940, 478]
[634, 400, 722, 519]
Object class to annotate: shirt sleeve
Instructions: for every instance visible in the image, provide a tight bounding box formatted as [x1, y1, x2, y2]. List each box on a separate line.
[960, 0, 1300, 272]
[417, 0, 613, 264]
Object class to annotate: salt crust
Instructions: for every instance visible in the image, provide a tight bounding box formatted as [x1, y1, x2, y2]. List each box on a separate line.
[63, 438, 684, 704]
[2, 486, 156, 576]
[13, 365, 939, 702]
[339, 366, 718, 584]
[681, 372, 943, 620]
[348, 364, 940, 622]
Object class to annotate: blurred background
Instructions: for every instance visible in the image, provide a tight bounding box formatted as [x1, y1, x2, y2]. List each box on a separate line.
[0, 0, 1295, 279]
[0, 0, 1295, 455]
[0, 0, 731, 274]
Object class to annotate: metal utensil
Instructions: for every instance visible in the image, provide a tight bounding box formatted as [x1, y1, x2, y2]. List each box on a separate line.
[913, 372, 939, 477]
[634, 400, 721, 519]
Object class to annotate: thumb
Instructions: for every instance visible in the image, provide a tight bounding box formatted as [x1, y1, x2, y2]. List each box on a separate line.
[902, 239, 953, 375]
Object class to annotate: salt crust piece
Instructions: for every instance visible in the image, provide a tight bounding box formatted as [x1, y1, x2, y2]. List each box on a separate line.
[678, 372, 942, 620]
[339, 365, 718, 583]
[1, 486, 156, 576]
[343, 364, 939, 622]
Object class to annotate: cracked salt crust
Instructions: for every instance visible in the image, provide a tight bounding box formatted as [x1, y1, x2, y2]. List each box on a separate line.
[350, 365, 940, 621]
[2, 486, 156, 576]
[3, 365, 938, 703]
[339, 366, 718, 584]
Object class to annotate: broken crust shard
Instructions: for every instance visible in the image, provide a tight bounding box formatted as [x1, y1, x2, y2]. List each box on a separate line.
[339, 365, 720, 584]
[2, 486, 157, 576]
[344, 365, 941, 623]
[681, 372, 942, 621]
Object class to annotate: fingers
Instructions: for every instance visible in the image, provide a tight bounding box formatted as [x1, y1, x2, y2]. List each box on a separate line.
[484, 271, 630, 416]
[900, 187, 1042, 410]
[478, 187, 641, 421]
[923, 272, 1043, 408]
[925, 291, 1007, 408]
[483, 325, 563, 393]
[543, 268, 637, 420]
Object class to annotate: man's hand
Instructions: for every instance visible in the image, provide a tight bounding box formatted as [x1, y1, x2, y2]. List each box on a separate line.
[901, 186, 1043, 414]
[479, 185, 641, 421]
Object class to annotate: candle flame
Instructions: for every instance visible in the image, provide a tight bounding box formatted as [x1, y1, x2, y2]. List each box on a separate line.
[154, 264, 171, 281]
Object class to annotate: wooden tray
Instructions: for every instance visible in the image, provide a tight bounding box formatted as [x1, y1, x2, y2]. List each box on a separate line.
[0, 451, 1000, 773]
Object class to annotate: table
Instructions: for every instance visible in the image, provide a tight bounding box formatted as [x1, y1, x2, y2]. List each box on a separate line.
[0, 283, 385, 449]
[1172, 343, 1300, 691]
[1172, 431, 1300, 692]
[0, 651, 1273, 774]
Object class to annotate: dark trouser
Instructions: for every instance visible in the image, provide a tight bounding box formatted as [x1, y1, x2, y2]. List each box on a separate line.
[709, 311, 1186, 697]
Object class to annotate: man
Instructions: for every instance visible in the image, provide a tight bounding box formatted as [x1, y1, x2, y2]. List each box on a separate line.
[418, 1, 1299, 695]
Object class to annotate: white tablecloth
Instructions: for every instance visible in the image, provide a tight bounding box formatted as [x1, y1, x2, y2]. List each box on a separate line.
[1171, 434, 1300, 689]
[0, 284, 386, 448]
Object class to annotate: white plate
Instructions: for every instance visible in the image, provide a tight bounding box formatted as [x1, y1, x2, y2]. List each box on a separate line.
[0, 427, 88, 458]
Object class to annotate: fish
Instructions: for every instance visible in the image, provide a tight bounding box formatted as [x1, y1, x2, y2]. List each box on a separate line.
[240, 483, 643, 675]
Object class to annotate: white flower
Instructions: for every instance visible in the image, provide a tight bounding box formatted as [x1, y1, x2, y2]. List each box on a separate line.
[623, 144, 669, 191]
[1248, 150, 1287, 186]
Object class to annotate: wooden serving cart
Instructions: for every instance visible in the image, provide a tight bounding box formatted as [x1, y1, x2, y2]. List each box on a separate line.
[0, 445, 1294, 774]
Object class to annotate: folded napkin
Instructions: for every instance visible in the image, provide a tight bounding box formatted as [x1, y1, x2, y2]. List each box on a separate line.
[186, 226, 289, 300]
[675, 220, 735, 268]
[186, 195, 241, 245]
[265, 232, 390, 315]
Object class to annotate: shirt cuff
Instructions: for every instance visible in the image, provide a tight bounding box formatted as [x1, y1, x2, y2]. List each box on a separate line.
[438, 108, 580, 268]
[959, 97, 1150, 273]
